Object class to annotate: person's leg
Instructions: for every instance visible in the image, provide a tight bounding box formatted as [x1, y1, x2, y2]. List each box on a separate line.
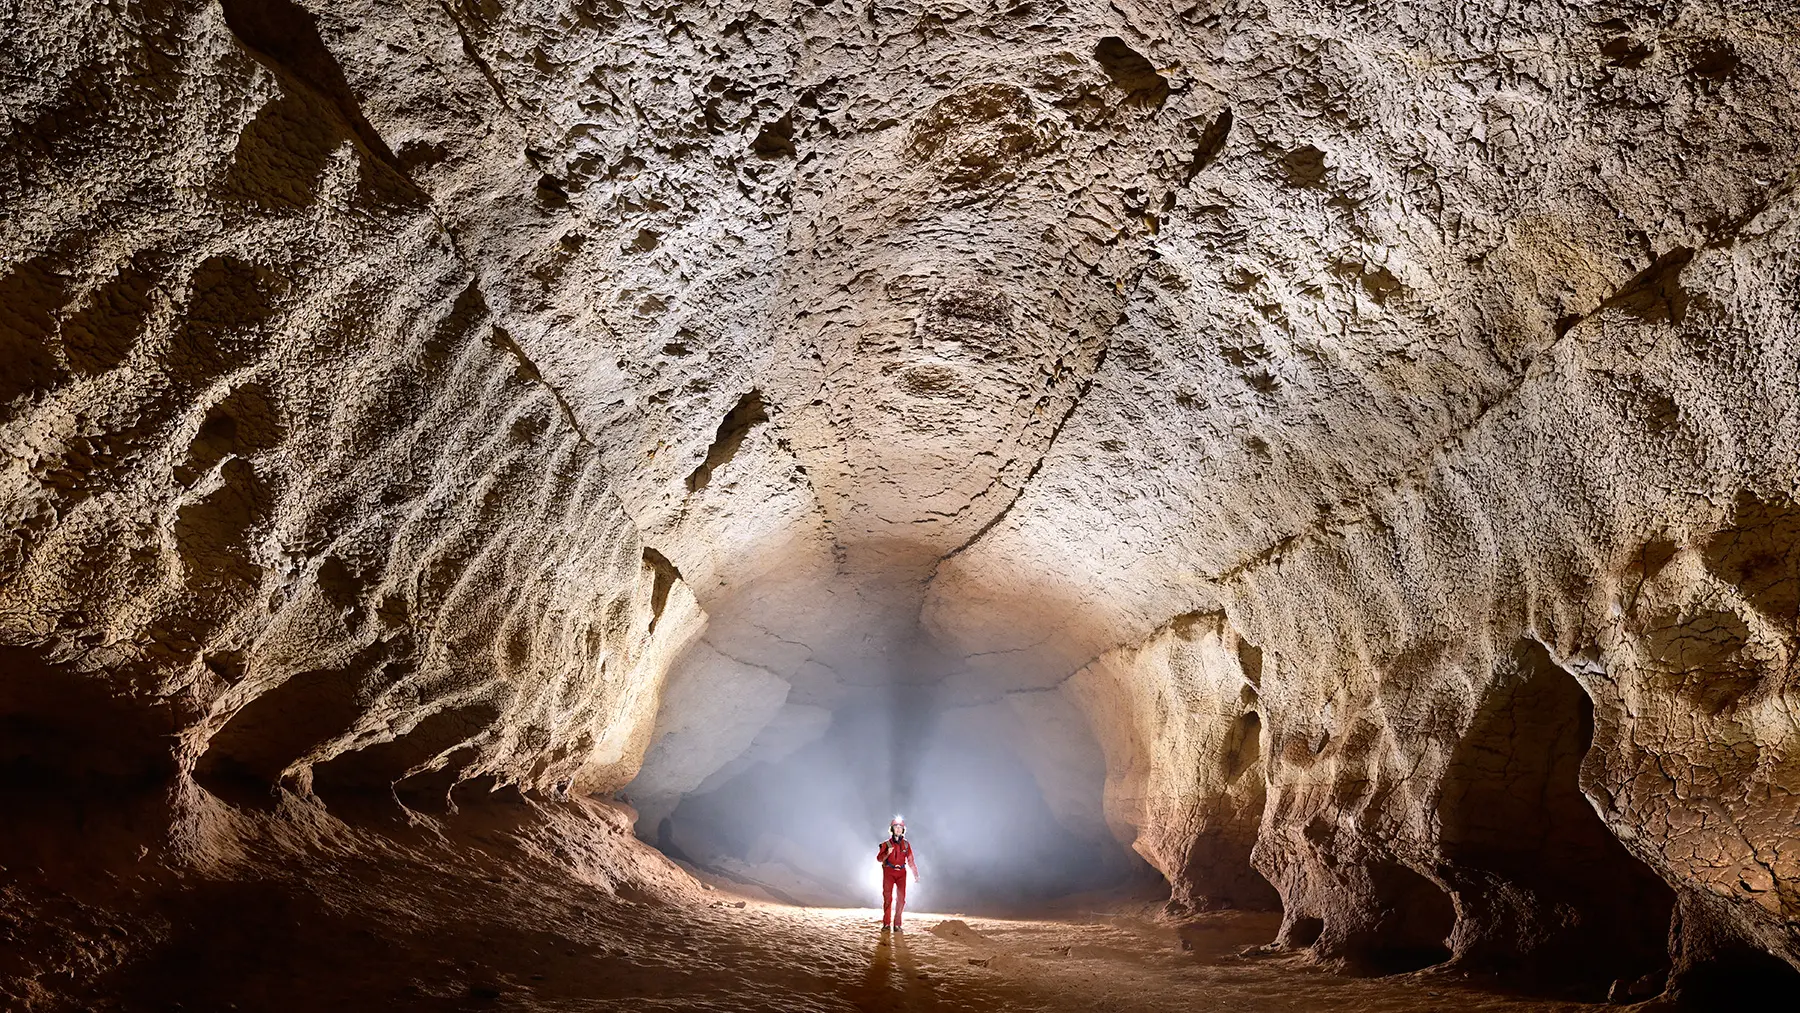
[881, 870, 894, 927]
[893, 873, 907, 929]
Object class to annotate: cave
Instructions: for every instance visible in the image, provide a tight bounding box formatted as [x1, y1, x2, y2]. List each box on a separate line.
[5, 1, 1800, 1010]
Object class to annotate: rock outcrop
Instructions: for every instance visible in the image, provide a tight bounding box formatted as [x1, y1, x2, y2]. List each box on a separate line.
[4, 0, 1799, 1004]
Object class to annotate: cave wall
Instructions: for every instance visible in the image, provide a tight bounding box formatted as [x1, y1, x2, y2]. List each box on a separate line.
[954, 157, 1800, 977]
[917, 0, 1800, 984]
[1067, 611, 1278, 912]
[0, 0, 705, 802]
[1221, 216, 1800, 978]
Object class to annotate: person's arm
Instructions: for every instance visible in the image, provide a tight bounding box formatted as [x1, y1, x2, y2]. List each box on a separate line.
[907, 843, 919, 881]
[877, 841, 889, 863]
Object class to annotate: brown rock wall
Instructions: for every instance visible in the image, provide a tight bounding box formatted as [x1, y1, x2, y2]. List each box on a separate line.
[1, 0, 700, 802]
[1066, 612, 1278, 913]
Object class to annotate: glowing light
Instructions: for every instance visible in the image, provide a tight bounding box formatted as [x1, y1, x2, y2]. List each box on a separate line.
[866, 854, 885, 905]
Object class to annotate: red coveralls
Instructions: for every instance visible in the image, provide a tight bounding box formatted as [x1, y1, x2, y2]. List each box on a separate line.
[877, 835, 918, 928]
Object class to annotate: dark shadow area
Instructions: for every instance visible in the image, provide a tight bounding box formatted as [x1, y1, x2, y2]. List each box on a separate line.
[856, 929, 897, 1003]
[1169, 820, 1281, 914]
[1282, 915, 1324, 948]
[219, 0, 404, 174]
[1349, 860, 1456, 974]
[311, 702, 497, 803]
[192, 643, 388, 804]
[0, 783, 702, 1012]
[1673, 943, 1800, 1009]
[1436, 639, 1674, 993]
[850, 931, 939, 1011]
[0, 646, 177, 790]
[1667, 892, 1800, 1010]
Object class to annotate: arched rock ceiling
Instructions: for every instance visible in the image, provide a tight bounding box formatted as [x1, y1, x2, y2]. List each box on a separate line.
[319, 0, 1800, 712]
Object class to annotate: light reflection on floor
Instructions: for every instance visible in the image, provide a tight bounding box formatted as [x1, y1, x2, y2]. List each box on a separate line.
[674, 897, 1596, 1013]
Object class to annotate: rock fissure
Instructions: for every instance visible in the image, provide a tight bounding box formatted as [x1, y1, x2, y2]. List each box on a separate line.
[924, 328, 1115, 577]
[484, 320, 599, 450]
[433, 0, 520, 117]
[1203, 238, 1712, 592]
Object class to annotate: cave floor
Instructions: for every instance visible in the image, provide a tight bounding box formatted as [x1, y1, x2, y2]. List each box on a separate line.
[2, 791, 1622, 1012]
[588, 902, 1604, 1013]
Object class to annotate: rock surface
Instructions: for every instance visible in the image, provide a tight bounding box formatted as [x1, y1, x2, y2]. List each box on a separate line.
[4, 0, 1800, 1004]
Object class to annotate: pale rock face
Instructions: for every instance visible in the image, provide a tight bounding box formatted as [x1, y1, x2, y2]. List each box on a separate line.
[690, 701, 831, 796]
[1067, 612, 1277, 913]
[936, 691, 1114, 849]
[4, 0, 1800, 997]
[626, 641, 795, 826]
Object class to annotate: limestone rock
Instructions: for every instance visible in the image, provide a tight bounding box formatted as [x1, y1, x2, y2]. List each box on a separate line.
[3, 0, 1799, 1001]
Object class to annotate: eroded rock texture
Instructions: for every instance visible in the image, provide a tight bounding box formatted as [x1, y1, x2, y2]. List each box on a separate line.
[4, 0, 1800, 1004]
[2, 0, 707, 808]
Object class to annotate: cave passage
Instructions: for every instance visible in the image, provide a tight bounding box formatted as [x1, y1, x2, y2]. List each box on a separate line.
[5, 0, 1800, 1009]
[648, 696, 1154, 913]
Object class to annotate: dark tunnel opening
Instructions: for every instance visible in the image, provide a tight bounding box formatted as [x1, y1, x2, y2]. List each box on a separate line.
[1674, 941, 1800, 1009]
[1435, 639, 1676, 991]
[1350, 860, 1457, 975]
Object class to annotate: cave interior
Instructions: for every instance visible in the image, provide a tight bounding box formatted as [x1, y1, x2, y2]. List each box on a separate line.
[4, 0, 1800, 1010]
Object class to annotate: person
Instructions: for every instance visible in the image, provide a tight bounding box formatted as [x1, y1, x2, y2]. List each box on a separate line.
[876, 815, 919, 931]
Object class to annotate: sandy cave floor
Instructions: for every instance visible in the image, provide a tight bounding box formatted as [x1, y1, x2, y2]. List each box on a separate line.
[596, 903, 1607, 1013]
[1, 793, 1624, 1012]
